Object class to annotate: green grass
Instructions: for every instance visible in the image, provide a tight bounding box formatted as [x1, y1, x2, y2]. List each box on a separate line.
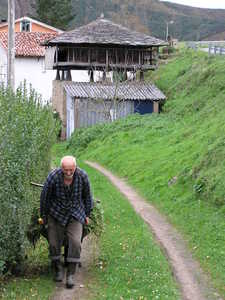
[79, 162, 180, 300]
[66, 49, 225, 298]
[0, 238, 55, 300]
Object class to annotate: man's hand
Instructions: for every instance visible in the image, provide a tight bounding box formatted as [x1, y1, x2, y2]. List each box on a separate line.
[38, 217, 44, 225]
[85, 217, 89, 225]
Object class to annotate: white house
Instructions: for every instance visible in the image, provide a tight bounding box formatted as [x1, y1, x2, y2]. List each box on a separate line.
[0, 16, 89, 103]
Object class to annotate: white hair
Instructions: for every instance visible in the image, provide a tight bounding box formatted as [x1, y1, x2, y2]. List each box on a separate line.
[60, 155, 76, 167]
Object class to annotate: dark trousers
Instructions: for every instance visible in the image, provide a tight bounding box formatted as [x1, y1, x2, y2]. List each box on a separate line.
[48, 215, 83, 263]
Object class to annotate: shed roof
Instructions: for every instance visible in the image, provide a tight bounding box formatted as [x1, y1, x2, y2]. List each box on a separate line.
[64, 81, 166, 101]
[47, 17, 166, 47]
[0, 32, 57, 57]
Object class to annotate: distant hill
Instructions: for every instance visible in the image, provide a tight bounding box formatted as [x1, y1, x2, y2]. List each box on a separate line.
[1, 0, 225, 41]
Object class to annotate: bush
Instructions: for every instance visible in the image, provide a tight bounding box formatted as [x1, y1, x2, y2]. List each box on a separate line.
[0, 85, 58, 275]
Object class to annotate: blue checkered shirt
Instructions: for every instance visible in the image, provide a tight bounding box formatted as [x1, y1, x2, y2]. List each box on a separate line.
[40, 167, 93, 226]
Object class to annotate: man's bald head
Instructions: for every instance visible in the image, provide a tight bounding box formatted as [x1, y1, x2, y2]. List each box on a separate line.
[61, 156, 76, 180]
[61, 156, 76, 168]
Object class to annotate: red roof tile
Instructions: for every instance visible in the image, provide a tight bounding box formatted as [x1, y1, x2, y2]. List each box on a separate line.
[0, 32, 58, 57]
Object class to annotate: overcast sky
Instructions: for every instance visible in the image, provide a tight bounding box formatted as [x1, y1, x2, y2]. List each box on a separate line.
[160, 0, 225, 9]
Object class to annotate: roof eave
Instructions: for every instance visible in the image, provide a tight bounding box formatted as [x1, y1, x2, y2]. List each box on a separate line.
[46, 41, 167, 47]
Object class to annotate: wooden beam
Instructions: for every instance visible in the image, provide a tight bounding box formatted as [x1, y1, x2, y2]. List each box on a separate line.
[153, 101, 159, 113]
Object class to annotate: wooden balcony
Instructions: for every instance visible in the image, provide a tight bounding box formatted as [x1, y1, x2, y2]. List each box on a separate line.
[51, 46, 158, 71]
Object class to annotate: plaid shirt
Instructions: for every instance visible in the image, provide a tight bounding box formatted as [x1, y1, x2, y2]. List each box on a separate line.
[40, 167, 93, 226]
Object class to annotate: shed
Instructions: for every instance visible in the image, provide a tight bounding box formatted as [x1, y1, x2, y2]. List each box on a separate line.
[53, 81, 166, 139]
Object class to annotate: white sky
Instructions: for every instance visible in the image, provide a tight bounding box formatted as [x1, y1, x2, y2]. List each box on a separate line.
[160, 0, 225, 9]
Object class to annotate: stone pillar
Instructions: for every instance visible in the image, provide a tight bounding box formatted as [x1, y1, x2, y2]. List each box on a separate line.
[90, 70, 94, 82]
[52, 80, 67, 140]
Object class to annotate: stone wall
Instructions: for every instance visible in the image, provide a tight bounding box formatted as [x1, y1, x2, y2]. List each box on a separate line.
[52, 80, 67, 139]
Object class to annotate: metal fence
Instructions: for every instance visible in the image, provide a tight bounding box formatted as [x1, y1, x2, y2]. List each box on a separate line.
[186, 41, 225, 56]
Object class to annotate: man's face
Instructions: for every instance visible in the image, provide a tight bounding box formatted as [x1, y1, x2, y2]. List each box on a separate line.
[62, 161, 76, 180]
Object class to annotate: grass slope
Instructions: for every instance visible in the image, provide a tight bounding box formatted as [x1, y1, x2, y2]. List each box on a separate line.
[67, 49, 225, 298]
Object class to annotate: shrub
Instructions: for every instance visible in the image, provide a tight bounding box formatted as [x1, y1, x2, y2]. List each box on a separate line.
[0, 85, 58, 275]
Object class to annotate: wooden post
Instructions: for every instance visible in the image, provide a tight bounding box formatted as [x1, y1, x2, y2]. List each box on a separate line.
[102, 71, 106, 81]
[153, 101, 159, 113]
[61, 70, 65, 80]
[106, 49, 108, 71]
[7, 0, 15, 91]
[66, 70, 72, 81]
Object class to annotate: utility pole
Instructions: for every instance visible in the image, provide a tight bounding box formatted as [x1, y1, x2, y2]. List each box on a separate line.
[7, 0, 15, 91]
[165, 20, 174, 42]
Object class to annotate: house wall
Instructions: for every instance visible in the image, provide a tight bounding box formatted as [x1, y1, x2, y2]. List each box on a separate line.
[0, 21, 57, 33]
[0, 24, 8, 32]
[15, 58, 89, 103]
[0, 45, 7, 86]
[15, 57, 56, 102]
[29, 23, 57, 33]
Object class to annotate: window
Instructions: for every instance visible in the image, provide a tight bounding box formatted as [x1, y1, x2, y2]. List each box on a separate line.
[21, 20, 31, 32]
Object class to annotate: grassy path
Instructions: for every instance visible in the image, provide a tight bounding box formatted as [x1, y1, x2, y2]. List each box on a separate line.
[79, 161, 180, 300]
[85, 161, 223, 300]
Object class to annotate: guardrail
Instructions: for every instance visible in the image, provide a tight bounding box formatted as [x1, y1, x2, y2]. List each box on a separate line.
[186, 41, 225, 55]
[208, 46, 225, 55]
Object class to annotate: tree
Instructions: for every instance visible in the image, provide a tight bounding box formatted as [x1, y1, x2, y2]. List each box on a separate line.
[36, 0, 75, 30]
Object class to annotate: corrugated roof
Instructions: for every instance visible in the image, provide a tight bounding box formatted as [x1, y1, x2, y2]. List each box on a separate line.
[0, 32, 58, 57]
[47, 17, 166, 47]
[64, 81, 166, 101]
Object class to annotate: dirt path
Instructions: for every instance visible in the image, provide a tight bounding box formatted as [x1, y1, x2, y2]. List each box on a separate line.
[85, 161, 223, 300]
[50, 236, 98, 300]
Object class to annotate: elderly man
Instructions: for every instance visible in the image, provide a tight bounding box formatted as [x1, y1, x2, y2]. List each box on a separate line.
[40, 156, 93, 288]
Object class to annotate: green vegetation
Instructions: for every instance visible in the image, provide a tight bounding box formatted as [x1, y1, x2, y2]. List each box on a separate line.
[67, 49, 225, 297]
[0, 238, 54, 300]
[0, 85, 58, 275]
[2, 0, 225, 40]
[36, 0, 74, 30]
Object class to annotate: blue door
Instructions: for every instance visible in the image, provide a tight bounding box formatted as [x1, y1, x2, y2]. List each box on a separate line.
[134, 101, 153, 115]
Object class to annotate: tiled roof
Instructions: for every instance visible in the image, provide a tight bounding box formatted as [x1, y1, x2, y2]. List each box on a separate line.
[0, 32, 58, 57]
[47, 17, 166, 47]
[64, 81, 166, 101]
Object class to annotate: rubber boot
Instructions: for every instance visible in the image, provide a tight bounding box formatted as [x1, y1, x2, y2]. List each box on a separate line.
[53, 260, 64, 282]
[66, 262, 77, 288]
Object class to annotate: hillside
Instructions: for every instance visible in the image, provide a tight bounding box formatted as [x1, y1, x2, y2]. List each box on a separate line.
[66, 49, 225, 297]
[1, 0, 225, 40]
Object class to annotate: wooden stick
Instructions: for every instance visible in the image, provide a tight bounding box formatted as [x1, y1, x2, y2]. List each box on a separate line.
[30, 182, 44, 188]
